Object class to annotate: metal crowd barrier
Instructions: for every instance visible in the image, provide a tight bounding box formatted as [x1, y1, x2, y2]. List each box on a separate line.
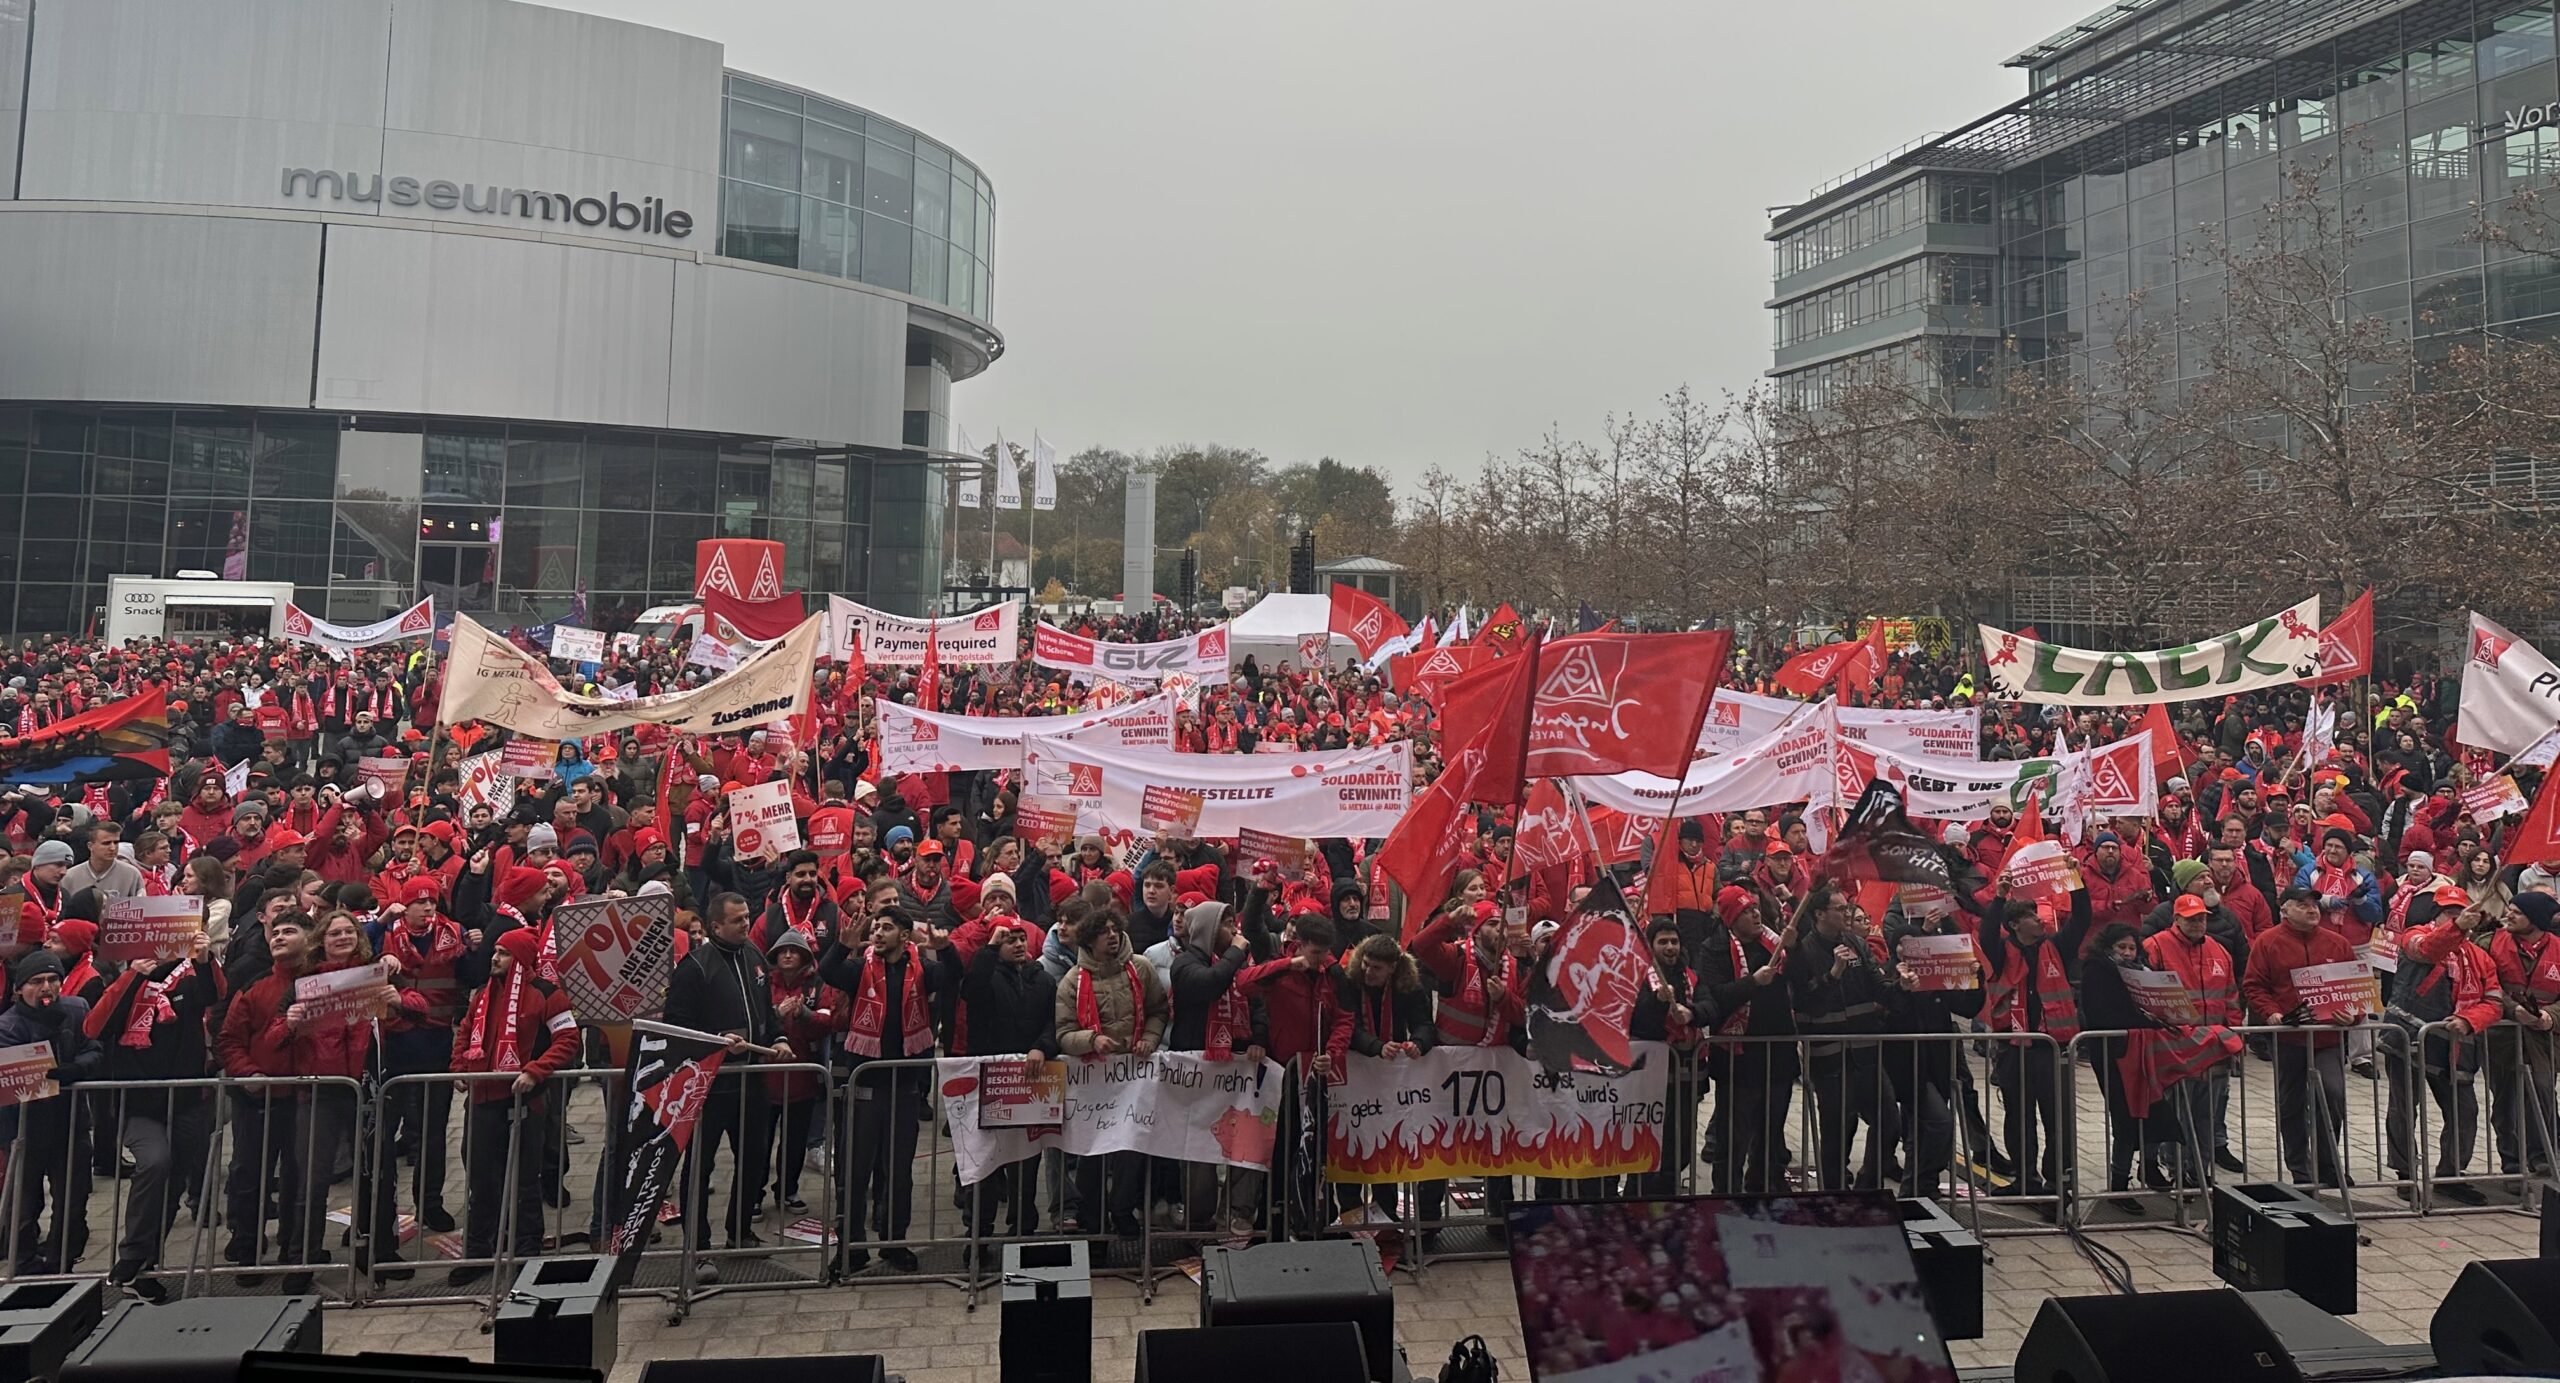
[0, 1023, 2547, 1315]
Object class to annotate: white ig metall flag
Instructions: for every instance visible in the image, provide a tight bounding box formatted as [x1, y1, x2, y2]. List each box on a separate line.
[2458, 612, 2560, 756]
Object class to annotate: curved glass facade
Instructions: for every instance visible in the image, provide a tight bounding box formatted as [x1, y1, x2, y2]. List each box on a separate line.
[0, 406, 949, 637]
[717, 74, 995, 324]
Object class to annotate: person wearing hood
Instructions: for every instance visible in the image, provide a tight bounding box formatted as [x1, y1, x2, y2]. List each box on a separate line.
[0, 948, 101, 1276]
[1328, 877, 1381, 958]
[2486, 889, 2560, 1178]
[1169, 899, 1267, 1233]
[665, 891, 791, 1280]
[958, 905, 1056, 1247]
[82, 923, 222, 1300]
[1052, 906, 1169, 1237]
[760, 929, 837, 1221]
[2383, 881, 2502, 1203]
[445, 926, 581, 1287]
[816, 903, 951, 1275]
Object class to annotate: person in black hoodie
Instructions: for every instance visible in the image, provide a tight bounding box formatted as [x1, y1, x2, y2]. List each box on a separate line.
[1170, 899, 1269, 1233]
[959, 916, 1056, 1245]
[663, 891, 789, 1278]
[83, 933, 225, 1300]
[1128, 861, 1181, 955]
[1880, 902, 1984, 1197]
[1787, 881, 1897, 1190]
[0, 950, 102, 1275]
[1695, 884, 1797, 1194]
[2077, 922, 2171, 1210]
[1329, 878, 1382, 958]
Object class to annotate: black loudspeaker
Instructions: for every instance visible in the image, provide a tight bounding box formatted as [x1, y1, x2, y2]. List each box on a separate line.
[2211, 1181, 2356, 1315]
[494, 1255, 618, 1374]
[0, 1276, 105, 1382]
[637, 1358, 885, 1383]
[2015, 1289, 2302, 1383]
[1136, 1323, 1370, 1383]
[1000, 1241, 1091, 1383]
[2431, 1258, 2560, 1376]
[1899, 1197, 1983, 1341]
[1200, 1240, 1395, 1383]
[63, 1297, 321, 1383]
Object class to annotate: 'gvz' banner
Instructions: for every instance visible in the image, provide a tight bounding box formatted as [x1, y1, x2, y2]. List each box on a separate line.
[1977, 598, 2321, 705]
[938, 1051, 1283, 1186]
[1032, 622, 1231, 686]
[1325, 1042, 1669, 1183]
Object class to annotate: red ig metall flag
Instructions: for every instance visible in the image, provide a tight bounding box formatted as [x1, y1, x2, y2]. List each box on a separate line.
[1524, 631, 1732, 780]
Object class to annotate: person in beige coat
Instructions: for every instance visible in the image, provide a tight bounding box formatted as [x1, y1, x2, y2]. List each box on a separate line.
[1053, 908, 1168, 1234]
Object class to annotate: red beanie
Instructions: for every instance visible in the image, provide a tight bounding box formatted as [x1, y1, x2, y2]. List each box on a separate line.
[401, 877, 444, 907]
[1715, 885, 1758, 927]
[495, 927, 543, 969]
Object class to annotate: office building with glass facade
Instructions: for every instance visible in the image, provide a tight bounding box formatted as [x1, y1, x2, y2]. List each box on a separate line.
[0, 0, 1000, 636]
[1770, 0, 2560, 416]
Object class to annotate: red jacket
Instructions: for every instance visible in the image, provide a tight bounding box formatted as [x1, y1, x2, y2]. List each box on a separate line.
[2080, 858, 2156, 931]
[2403, 922, 2506, 1036]
[2241, 922, 2359, 1046]
[2223, 879, 2275, 942]
[1234, 956, 1353, 1073]
[217, 967, 370, 1084]
[451, 971, 582, 1104]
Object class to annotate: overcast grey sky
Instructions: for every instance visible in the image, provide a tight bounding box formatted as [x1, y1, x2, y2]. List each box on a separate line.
[562, 0, 2070, 483]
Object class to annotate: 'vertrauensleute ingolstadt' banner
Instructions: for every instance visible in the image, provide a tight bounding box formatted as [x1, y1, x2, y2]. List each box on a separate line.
[1019, 733, 1411, 839]
[873, 693, 1177, 775]
[825, 596, 1021, 666]
[281, 597, 435, 658]
[1031, 621, 1231, 686]
[1976, 597, 2323, 705]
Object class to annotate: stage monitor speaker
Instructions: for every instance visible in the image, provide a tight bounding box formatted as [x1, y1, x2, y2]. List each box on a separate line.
[2015, 1288, 2302, 1383]
[1000, 1240, 1091, 1383]
[1900, 1196, 1983, 1341]
[1201, 1240, 1394, 1382]
[2431, 1258, 2560, 1376]
[0, 1276, 104, 1383]
[1136, 1323, 1370, 1383]
[63, 1297, 321, 1383]
[493, 1255, 618, 1374]
[2210, 1181, 2355, 1316]
[637, 1357, 885, 1383]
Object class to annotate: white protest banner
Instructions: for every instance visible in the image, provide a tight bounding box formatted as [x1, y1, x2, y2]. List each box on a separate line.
[600, 683, 638, 703]
[1020, 734, 1410, 839]
[826, 596, 1021, 666]
[293, 960, 392, 1028]
[97, 895, 204, 965]
[612, 632, 642, 656]
[1699, 689, 1979, 761]
[357, 755, 410, 799]
[1979, 598, 2323, 705]
[441, 611, 818, 740]
[281, 597, 435, 658]
[549, 626, 606, 664]
[938, 1051, 1283, 1186]
[1031, 621, 1231, 686]
[1850, 730, 2155, 822]
[727, 778, 800, 859]
[1573, 704, 1834, 818]
[454, 749, 516, 820]
[685, 634, 741, 673]
[0, 1042, 57, 1107]
[2124, 968, 2205, 1025]
[2459, 613, 2560, 754]
[2293, 959, 2384, 1023]
[1325, 1043, 1669, 1183]
[499, 738, 556, 780]
[874, 694, 1176, 776]
[1897, 933, 1982, 991]
[2461, 774, 2530, 824]
[551, 891, 677, 1023]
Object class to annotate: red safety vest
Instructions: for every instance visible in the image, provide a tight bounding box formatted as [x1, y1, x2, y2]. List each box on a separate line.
[1985, 937, 2079, 1041]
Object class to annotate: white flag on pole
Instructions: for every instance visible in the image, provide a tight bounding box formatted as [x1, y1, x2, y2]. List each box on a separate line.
[954, 425, 982, 509]
[994, 429, 1023, 510]
[1032, 431, 1058, 511]
[2458, 612, 2560, 755]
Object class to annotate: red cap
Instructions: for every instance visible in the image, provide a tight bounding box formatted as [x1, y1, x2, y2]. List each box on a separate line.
[2172, 894, 2209, 918]
[421, 820, 458, 843]
[262, 829, 307, 850]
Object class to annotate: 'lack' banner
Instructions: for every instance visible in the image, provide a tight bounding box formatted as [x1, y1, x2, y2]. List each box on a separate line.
[1977, 598, 2322, 705]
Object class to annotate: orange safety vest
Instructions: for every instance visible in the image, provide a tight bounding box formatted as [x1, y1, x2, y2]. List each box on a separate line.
[1985, 936, 2079, 1041]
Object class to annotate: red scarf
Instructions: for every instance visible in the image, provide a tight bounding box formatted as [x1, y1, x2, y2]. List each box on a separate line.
[1203, 969, 1249, 1059]
[1455, 941, 1517, 1046]
[2517, 929, 2560, 1004]
[779, 888, 828, 944]
[1716, 926, 1778, 1038]
[457, 964, 527, 1072]
[1075, 961, 1146, 1043]
[843, 943, 932, 1057]
[121, 960, 193, 1048]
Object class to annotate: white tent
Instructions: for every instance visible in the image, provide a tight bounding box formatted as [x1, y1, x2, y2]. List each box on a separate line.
[1228, 593, 1351, 671]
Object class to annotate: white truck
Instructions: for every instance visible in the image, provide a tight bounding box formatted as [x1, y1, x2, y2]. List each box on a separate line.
[104, 573, 296, 646]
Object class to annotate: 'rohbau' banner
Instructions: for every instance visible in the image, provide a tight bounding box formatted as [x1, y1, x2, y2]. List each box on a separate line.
[1977, 598, 2323, 705]
[826, 596, 1021, 666]
[1021, 733, 1412, 839]
[1325, 1042, 1669, 1183]
[874, 693, 1176, 775]
[282, 597, 435, 659]
[1032, 621, 1232, 686]
[938, 1051, 1283, 1186]
[441, 612, 818, 740]
[1699, 689, 1980, 761]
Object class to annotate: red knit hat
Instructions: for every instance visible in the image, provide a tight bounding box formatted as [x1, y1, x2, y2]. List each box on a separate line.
[1715, 885, 1758, 927]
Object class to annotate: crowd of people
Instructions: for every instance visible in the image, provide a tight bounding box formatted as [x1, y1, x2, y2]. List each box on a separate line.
[0, 606, 2550, 1306]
